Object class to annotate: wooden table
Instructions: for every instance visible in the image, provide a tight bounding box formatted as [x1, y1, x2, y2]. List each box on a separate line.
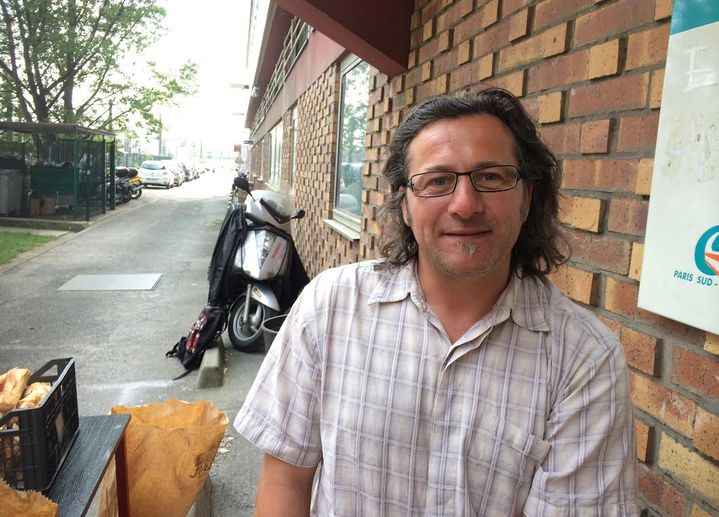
[47, 414, 131, 517]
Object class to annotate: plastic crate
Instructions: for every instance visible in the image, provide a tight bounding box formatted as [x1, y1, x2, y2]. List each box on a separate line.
[0, 358, 79, 492]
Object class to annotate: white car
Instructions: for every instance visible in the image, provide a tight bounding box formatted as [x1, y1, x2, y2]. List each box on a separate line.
[138, 160, 173, 189]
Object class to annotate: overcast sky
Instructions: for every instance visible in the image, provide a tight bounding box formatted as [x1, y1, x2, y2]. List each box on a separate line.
[142, 0, 254, 153]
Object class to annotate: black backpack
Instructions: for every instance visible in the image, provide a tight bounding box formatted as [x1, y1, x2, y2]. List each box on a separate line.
[166, 307, 226, 377]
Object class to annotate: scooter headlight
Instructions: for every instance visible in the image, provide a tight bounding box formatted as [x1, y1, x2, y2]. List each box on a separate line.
[234, 229, 290, 280]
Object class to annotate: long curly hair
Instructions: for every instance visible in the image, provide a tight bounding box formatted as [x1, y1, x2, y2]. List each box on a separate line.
[376, 88, 568, 277]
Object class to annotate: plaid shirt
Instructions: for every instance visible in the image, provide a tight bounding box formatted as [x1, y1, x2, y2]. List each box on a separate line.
[235, 260, 638, 516]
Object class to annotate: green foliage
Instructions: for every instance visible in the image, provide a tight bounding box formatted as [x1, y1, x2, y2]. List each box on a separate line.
[0, 0, 197, 135]
[0, 231, 57, 264]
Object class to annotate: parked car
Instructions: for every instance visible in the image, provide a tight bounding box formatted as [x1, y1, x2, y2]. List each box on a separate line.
[161, 160, 183, 187]
[138, 160, 173, 189]
[180, 162, 194, 182]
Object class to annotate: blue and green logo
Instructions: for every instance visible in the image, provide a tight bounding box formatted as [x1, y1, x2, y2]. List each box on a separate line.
[694, 225, 719, 276]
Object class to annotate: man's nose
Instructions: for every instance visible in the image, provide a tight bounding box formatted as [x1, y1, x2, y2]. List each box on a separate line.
[448, 175, 484, 217]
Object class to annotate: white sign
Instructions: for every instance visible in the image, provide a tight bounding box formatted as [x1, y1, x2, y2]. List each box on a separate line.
[638, 1, 719, 334]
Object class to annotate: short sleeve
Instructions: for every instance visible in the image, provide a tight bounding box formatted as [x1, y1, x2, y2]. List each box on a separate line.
[233, 287, 323, 468]
[523, 332, 639, 516]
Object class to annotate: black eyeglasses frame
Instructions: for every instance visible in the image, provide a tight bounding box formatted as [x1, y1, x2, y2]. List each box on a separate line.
[405, 164, 523, 198]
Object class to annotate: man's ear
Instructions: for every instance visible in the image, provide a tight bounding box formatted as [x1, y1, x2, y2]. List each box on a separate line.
[400, 189, 410, 227]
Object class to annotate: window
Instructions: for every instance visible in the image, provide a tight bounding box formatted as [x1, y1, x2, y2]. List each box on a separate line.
[290, 106, 298, 185]
[269, 121, 283, 186]
[333, 56, 369, 231]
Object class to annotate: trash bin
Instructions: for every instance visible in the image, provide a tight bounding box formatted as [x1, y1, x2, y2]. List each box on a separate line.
[261, 314, 287, 352]
[0, 169, 23, 215]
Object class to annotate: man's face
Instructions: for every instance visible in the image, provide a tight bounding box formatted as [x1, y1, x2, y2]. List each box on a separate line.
[401, 114, 532, 281]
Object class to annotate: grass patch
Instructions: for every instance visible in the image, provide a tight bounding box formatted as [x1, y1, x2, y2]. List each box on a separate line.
[0, 232, 57, 265]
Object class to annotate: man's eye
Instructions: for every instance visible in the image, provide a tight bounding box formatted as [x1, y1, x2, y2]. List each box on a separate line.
[429, 176, 450, 186]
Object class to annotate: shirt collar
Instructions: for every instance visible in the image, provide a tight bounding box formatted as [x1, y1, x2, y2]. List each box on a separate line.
[369, 260, 550, 332]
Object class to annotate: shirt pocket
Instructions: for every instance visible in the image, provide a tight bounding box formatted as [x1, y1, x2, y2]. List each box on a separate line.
[467, 414, 550, 515]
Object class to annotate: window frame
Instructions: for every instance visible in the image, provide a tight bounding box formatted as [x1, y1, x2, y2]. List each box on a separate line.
[268, 121, 283, 187]
[290, 105, 298, 186]
[329, 54, 369, 237]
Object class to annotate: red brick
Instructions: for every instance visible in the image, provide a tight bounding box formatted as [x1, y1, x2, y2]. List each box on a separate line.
[422, 19, 434, 42]
[650, 69, 665, 109]
[655, 0, 673, 21]
[588, 39, 620, 79]
[575, 0, 655, 46]
[482, 0, 499, 28]
[637, 463, 688, 517]
[454, 10, 484, 42]
[599, 315, 622, 336]
[607, 197, 649, 236]
[617, 113, 660, 151]
[418, 37, 440, 64]
[630, 372, 696, 438]
[528, 50, 589, 93]
[501, 0, 531, 16]
[508, 9, 529, 41]
[489, 71, 524, 97]
[567, 231, 631, 274]
[548, 264, 598, 304]
[620, 327, 659, 375]
[634, 418, 653, 462]
[498, 23, 567, 72]
[580, 119, 611, 154]
[626, 25, 670, 70]
[559, 195, 603, 232]
[538, 91, 562, 123]
[420, 1, 441, 24]
[457, 40, 472, 65]
[478, 54, 494, 80]
[568, 73, 649, 117]
[672, 347, 719, 398]
[521, 96, 539, 121]
[603, 278, 706, 340]
[694, 407, 719, 461]
[540, 123, 581, 155]
[473, 21, 512, 56]
[562, 159, 639, 192]
[450, 61, 474, 91]
[534, 0, 595, 31]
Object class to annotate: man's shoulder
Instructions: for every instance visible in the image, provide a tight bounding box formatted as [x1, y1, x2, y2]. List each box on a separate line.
[527, 276, 621, 356]
[312, 259, 387, 284]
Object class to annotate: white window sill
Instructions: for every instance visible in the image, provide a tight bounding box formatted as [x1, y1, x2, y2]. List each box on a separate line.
[323, 218, 360, 241]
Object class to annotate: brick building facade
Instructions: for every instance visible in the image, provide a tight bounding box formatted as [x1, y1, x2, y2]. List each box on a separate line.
[246, 1, 718, 514]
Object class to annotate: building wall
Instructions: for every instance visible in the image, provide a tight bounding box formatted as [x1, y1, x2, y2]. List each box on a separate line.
[252, 1, 719, 514]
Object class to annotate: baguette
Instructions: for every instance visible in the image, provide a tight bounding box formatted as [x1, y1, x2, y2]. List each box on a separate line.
[17, 382, 51, 409]
[0, 369, 30, 413]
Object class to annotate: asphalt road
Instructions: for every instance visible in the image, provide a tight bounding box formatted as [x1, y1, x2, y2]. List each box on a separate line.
[0, 170, 265, 516]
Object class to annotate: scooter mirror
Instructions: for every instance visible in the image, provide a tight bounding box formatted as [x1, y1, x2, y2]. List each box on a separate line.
[293, 209, 306, 220]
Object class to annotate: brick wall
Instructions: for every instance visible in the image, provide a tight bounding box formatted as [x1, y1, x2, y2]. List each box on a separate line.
[252, 0, 718, 514]
[290, 66, 361, 276]
[357, 0, 718, 515]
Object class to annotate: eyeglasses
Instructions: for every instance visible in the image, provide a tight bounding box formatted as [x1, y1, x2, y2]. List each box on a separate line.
[406, 164, 522, 198]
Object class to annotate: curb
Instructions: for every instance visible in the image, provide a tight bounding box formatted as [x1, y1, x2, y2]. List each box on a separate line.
[197, 336, 225, 389]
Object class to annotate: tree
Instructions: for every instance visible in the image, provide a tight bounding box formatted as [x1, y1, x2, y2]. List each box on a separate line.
[0, 0, 196, 134]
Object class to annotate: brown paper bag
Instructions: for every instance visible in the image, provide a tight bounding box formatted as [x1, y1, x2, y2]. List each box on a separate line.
[0, 477, 59, 517]
[97, 399, 228, 517]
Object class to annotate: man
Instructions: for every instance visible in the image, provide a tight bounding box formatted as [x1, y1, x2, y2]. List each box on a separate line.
[235, 88, 638, 516]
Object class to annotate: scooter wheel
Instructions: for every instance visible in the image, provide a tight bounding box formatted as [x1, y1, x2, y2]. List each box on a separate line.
[131, 189, 142, 199]
[228, 300, 277, 351]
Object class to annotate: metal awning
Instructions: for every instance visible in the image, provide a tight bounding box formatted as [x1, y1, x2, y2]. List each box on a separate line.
[0, 121, 115, 139]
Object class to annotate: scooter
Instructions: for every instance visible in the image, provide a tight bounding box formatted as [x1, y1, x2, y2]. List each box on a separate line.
[223, 176, 308, 350]
[127, 167, 143, 199]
